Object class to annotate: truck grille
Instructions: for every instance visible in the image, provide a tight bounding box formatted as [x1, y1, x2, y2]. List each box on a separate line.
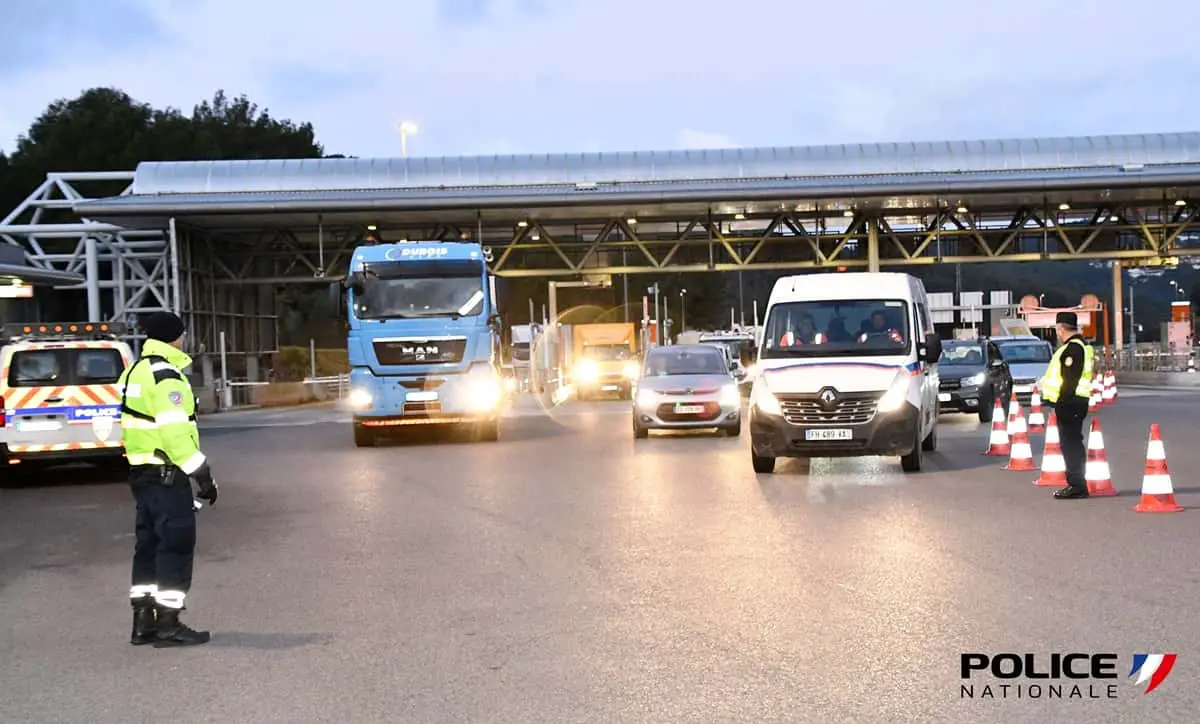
[776, 392, 879, 426]
[374, 338, 466, 366]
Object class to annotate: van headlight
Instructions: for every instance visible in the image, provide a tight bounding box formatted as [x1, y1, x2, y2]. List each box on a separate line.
[719, 384, 741, 406]
[876, 372, 911, 413]
[622, 361, 640, 379]
[751, 379, 782, 416]
[348, 388, 373, 409]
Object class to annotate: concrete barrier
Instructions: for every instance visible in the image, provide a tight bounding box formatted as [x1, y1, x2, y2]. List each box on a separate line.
[1116, 371, 1200, 387]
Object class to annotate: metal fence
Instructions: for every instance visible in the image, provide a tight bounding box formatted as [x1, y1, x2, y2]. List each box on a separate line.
[215, 374, 350, 411]
[1110, 347, 1198, 373]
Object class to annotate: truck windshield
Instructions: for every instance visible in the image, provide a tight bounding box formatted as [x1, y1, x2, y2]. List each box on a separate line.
[760, 299, 910, 358]
[583, 344, 630, 361]
[354, 261, 485, 320]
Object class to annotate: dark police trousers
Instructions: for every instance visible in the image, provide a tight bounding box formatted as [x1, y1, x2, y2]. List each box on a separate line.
[129, 466, 196, 595]
[1054, 399, 1089, 491]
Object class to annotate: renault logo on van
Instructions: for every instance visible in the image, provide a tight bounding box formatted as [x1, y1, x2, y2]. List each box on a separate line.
[818, 388, 839, 407]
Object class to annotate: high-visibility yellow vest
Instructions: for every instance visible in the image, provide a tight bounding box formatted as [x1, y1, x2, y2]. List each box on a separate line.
[117, 339, 208, 474]
[1039, 337, 1093, 403]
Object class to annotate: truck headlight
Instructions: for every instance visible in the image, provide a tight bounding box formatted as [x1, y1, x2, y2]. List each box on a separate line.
[465, 376, 503, 411]
[348, 388, 373, 409]
[503, 377, 518, 392]
[719, 384, 741, 407]
[876, 372, 911, 413]
[575, 360, 599, 382]
[622, 361, 640, 379]
[751, 379, 782, 416]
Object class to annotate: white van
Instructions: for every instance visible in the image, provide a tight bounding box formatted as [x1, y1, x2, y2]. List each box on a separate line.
[748, 272, 943, 473]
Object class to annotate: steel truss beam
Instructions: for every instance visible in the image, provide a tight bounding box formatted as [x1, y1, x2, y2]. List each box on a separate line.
[205, 201, 1200, 281]
[0, 173, 276, 364]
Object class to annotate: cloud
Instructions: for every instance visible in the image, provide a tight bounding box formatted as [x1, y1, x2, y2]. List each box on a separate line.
[676, 129, 739, 150]
[1, 0, 1199, 161]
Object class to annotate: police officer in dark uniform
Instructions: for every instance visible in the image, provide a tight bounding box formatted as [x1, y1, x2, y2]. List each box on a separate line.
[1038, 311, 1094, 500]
[119, 312, 218, 646]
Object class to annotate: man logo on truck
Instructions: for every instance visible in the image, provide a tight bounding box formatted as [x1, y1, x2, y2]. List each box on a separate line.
[403, 345, 440, 361]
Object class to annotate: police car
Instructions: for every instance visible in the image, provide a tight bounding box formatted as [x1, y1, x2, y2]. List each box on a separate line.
[0, 322, 133, 475]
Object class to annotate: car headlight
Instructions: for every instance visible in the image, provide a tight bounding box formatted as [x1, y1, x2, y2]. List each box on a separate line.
[636, 388, 658, 407]
[967, 372, 986, 386]
[575, 360, 599, 382]
[622, 361, 640, 379]
[719, 384, 741, 406]
[876, 372, 911, 413]
[348, 387, 373, 409]
[750, 378, 782, 415]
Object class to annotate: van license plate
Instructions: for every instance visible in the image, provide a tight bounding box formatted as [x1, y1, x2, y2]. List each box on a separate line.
[674, 404, 705, 414]
[937, 392, 951, 402]
[17, 420, 62, 432]
[406, 391, 438, 402]
[805, 428, 851, 441]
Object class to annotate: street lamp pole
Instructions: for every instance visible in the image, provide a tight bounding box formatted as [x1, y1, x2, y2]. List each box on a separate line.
[399, 121, 418, 158]
[680, 288, 687, 332]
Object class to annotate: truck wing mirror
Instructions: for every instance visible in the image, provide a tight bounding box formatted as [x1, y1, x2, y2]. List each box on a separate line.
[342, 271, 366, 294]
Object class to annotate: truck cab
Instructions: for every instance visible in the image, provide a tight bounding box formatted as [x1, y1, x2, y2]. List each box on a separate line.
[339, 241, 505, 446]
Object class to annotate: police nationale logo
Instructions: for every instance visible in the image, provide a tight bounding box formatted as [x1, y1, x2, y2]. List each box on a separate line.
[91, 415, 114, 441]
[168, 391, 184, 407]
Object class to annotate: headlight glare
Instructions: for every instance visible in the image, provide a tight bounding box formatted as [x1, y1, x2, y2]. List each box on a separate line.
[968, 372, 986, 386]
[622, 361, 640, 379]
[751, 378, 782, 415]
[575, 360, 599, 382]
[719, 384, 741, 406]
[876, 372, 911, 412]
[348, 388, 372, 409]
[636, 388, 657, 407]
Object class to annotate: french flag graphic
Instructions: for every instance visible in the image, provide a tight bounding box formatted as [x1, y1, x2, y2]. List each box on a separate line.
[1129, 654, 1178, 694]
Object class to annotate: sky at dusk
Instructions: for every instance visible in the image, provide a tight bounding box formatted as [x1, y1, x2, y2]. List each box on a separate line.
[2, 0, 1199, 160]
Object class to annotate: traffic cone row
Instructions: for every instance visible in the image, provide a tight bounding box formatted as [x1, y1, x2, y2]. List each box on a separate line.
[1102, 371, 1116, 405]
[982, 392, 1183, 512]
[1027, 387, 1046, 433]
[1089, 378, 1102, 413]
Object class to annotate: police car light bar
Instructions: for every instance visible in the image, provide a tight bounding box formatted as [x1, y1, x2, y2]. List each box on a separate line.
[2, 321, 126, 339]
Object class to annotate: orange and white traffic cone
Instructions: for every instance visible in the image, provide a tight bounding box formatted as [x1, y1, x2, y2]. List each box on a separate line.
[1004, 403, 1035, 471]
[1134, 424, 1183, 513]
[1033, 412, 1067, 486]
[982, 398, 1010, 456]
[1089, 379, 1102, 413]
[1102, 372, 1116, 405]
[1027, 387, 1046, 433]
[1085, 418, 1117, 496]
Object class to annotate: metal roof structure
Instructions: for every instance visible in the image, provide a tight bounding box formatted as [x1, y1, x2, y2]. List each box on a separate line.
[0, 265, 85, 285]
[76, 132, 1200, 220]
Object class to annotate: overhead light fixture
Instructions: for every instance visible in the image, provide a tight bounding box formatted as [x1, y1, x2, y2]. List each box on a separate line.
[1175, 199, 1187, 207]
[531, 232, 541, 241]
[366, 224, 377, 231]
[843, 209, 854, 217]
[734, 213, 745, 220]
[517, 220, 528, 227]
[1109, 214, 1120, 222]
[1058, 202, 1070, 211]
[626, 217, 638, 224]
[956, 205, 968, 214]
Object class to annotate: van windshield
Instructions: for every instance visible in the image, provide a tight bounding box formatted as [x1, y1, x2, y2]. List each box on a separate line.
[760, 299, 911, 359]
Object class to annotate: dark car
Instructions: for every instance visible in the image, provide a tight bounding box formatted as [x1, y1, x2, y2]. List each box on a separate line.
[937, 338, 1012, 422]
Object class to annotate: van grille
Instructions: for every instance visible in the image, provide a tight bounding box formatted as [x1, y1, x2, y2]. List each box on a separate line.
[776, 392, 880, 426]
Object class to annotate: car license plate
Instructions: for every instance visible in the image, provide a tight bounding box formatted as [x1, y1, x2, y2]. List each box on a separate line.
[674, 404, 705, 414]
[938, 392, 951, 402]
[601, 385, 620, 391]
[16, 420, 62, 432]
[805, 428, 851, 441]
[1013, 385, 1032, 394]
[406, 390, 438, 402]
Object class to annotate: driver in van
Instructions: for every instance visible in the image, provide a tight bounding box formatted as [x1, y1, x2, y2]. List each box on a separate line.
[858, 310, 904, 345]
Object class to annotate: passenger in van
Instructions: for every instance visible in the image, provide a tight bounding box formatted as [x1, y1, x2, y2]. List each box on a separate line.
[780, 314, 824, 345]
[858, 310, 904, 345]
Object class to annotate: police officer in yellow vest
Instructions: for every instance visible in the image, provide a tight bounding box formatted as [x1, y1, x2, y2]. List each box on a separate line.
[1038, 311, 1094, 500]
[119, 312, 218, 646]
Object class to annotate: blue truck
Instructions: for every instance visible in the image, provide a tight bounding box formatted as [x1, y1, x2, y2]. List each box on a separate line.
[337, 240, 505, 446]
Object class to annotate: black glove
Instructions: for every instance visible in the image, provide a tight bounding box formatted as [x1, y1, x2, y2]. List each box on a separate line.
[191, 462, 219, 507]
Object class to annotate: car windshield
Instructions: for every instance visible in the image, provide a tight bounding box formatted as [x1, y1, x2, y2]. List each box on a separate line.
[939, 343, 985, 366]
[997, 342, 1052, 363]
[643, 348, 728, 376]
[761, 299, 910, 358]
[583, 344, 631, 361]
[353, 261, 484, 320]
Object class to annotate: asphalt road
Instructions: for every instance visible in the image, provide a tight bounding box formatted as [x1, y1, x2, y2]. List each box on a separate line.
[2, 388, 1198, 723]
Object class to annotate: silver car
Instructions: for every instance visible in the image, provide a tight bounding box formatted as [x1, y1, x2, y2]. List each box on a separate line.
[632, 344, 743, 438]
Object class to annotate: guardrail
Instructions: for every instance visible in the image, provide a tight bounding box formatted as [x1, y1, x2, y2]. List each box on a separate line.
[215, 374, 351, 411]
[1110, 348, 1197, 373]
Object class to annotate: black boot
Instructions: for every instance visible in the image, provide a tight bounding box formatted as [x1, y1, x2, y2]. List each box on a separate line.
[130, 596, 157, 645]
[153, 605, 211, 647]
